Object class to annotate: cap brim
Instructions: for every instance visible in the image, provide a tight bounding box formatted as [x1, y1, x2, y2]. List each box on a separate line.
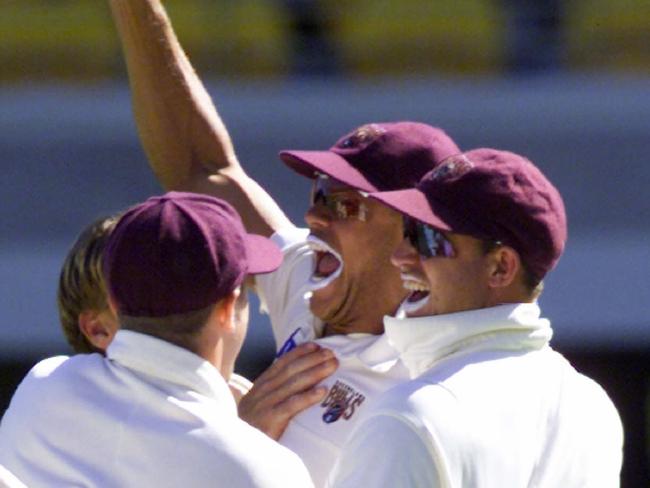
[244, 234, 283, 274]
[280, 150, 378, 192]
[370, 189, 453, 232]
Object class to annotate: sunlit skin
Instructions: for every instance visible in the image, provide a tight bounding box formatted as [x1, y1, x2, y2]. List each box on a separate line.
[221, 285, 250, 380]
[78, 308, 120, 352]
[304, 181, 408, 336]
[392, 233, 508, 318]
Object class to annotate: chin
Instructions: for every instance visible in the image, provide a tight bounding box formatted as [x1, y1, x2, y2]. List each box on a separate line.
[396, 292, 431, 319]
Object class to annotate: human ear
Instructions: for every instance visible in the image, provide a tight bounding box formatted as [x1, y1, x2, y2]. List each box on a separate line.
[487, 246, 520, 289]
[214, 288, 240, 333]
[78, 309, 118, 352]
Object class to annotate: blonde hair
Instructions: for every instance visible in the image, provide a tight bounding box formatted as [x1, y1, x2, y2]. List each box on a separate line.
[57, 215, 120, 353]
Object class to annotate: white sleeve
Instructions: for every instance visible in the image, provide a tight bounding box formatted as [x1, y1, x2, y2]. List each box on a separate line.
[255, 226, 322, 354]
[327, 414, 443, 488]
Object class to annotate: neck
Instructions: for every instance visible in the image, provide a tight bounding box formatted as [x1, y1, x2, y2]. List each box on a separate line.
[489, 285, 534, 308]
[321, 287, 406, 337]
[194, 327, 232, 379]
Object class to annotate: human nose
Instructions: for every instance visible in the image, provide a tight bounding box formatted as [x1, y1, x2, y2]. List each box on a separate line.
[305, 204, 332, 230]
[391, 237, 419, 269]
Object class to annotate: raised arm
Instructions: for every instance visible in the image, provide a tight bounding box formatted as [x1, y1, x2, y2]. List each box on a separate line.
[108, 0, 291, 236]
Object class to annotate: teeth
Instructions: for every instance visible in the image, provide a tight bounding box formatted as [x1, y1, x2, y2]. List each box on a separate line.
[400, 273, 429, 292]
[307, 235, 342, 260]
[308, 241, 331, 252]
[403, 281, 429, 291]
[394, 271, 430, 318]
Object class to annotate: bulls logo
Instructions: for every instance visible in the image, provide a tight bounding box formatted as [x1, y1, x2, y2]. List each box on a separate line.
[322, 401, 346, 423]
[321, 380, 366, 424]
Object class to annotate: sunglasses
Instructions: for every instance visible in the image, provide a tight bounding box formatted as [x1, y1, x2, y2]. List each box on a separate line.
[310, 175, 368, 221]
[403, 217, 455, 258]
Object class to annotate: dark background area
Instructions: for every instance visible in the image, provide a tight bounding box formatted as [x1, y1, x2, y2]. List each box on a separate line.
[2, 0, 649, 485]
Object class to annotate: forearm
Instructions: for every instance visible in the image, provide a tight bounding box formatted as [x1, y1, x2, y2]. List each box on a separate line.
[108, 0, 235, 189]
[108, 0, 291, 235]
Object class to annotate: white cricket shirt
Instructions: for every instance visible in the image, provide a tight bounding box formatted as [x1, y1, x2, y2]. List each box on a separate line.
[0, 330, 313, 488]
[328, 303, 624, 488]
[256, 226, 411, 487]
[0, 465, 25, 488]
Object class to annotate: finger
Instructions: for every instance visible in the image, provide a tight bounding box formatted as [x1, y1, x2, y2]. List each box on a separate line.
[260, 351, 335, 396]
[272, 341, 324, 370]
[278, 356, 338, 395]
[260, 356, 338, 406]
[256, 385, 331, 440]
[254, 347, 336, 393]
[255, 342, 320, 382]
[280, 385, 330, 416]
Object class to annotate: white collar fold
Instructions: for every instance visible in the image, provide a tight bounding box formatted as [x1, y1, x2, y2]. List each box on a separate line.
[107, 330, 236, 413]
[384, 303, 553, 378]
[317, 332, 400, 372]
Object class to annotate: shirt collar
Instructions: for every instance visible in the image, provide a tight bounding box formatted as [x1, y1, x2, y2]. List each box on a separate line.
[107, 330, 236, 413]
[317, 332, 401, 372]
[384, 303, 553, 378]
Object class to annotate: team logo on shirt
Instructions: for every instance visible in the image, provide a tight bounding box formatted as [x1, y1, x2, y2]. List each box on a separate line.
[321, 380, 366, 424]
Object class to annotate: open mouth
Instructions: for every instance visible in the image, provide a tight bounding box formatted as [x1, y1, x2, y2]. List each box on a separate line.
[396, 274, 430, 317]
[307, 235, 343, 289]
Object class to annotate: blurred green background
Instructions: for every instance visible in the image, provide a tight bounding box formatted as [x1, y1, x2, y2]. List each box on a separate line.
[2, 0, 649, 82]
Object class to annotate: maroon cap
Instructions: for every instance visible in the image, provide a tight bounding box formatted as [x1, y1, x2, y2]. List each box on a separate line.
[103, 192, 282, 317]
[280, 121, 460, 192]
[371, 149, 567, 281]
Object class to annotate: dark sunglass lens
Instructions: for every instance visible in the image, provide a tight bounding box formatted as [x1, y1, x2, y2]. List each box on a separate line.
[416, 225, 434, 258]
[314, 189, 325, 205]
[421, 226, 439, 258]
[311, 178, 328, 205]
[403, 218, 429, 256]
[403, 217, 453, 258]
[403, 218, 417, 246]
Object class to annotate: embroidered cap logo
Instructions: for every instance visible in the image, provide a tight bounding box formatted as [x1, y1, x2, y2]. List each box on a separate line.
[337, 124, 386, 150]
[427, 154, 474, 183]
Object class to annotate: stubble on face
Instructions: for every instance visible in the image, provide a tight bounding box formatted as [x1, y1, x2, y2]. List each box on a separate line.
[400, 234, 494, 318]
[308, 200, 408, 336]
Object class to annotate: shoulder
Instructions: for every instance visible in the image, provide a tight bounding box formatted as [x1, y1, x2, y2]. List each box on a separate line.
[368, 376, 460, 425]
[356, 380, 464, 458]
[27, 355, 70, 377]
[11, 355, 74, 397]
[195, 417, 314, 487]
[24, 354, 107, 390]
[269, 225, 310, 252]
[330, 408, 445, 487]
[0, 356, 76, 457]
[2, 354, 108, 414]
[557, 360, 623, 443]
